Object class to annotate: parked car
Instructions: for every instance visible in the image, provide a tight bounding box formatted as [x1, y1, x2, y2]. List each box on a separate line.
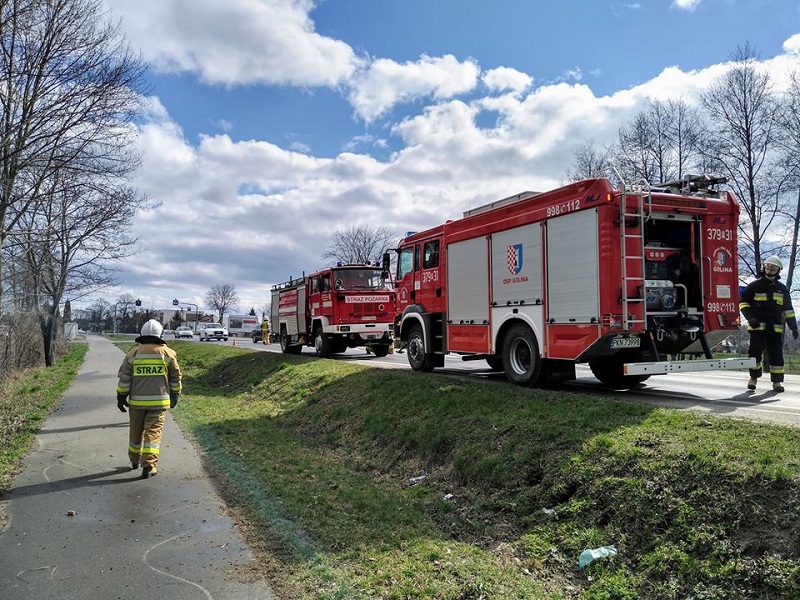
[198, 323, 228, 341]
[174, 326, 194, 339]
[251, 327, 262, 343]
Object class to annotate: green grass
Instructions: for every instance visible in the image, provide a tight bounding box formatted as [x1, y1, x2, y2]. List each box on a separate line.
[5, 339, 800, 598]
[0, 342, 88, 488]
[162, 342, 800, 599]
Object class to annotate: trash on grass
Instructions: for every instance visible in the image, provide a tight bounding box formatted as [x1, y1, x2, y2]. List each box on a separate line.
[408, 472, 428, 485]
[578, 545, 617, 568]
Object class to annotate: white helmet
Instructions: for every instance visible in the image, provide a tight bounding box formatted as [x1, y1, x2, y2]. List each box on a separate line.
[764, 256, 783, 270]
[140, 319, 163, 338]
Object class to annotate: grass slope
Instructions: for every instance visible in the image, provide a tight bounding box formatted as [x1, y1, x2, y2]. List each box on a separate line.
[0, 342, 88, 489]
[164, 343, 800, 598]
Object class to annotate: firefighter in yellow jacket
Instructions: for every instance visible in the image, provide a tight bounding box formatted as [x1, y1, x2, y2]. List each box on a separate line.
[116, 319, 182, 478]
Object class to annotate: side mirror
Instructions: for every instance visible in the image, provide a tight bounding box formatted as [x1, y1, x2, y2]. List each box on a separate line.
[382, 252, 391, 276]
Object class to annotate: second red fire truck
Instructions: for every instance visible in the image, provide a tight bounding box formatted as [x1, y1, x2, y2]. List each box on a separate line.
[272, 264, 395, 357]
[391, 172, 754, 387]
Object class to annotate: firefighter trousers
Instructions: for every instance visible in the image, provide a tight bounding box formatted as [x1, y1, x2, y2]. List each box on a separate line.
[128, 408, 166, 470]
[748, 332, 785, 383]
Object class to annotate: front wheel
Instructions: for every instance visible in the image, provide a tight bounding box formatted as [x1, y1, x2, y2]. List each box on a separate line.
[406, 323, 435, 372]
[502, 323, 541, 387]
[485, 355, 504, 371]
[314, 328, 332, 357]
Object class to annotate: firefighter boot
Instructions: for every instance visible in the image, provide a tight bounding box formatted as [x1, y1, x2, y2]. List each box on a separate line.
[773, 382, 785, 393]
[140, 466, 158, 479]
[747, 378, 757, 391]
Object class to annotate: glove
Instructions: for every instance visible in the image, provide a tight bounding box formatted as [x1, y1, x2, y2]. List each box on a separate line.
[748, 320, 760, 328]
[169, 391, 180, 409]
[116, 393, 129, 413]
[793, 330, 799, 340]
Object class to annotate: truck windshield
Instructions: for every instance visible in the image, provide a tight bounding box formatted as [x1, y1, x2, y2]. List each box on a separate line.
[333, 269, 387, 291]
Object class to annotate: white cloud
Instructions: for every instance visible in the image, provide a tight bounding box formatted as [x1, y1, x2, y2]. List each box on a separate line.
[785, 34, 800, 55]
[92, 2, 800, 312]
[104, 0, 362, 86]
[347, 54, 481, 122]
[672, 0, 701, 9]
[482, 67, 533, 95]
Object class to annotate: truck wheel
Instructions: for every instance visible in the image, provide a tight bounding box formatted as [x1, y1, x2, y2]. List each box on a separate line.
[485, 355, 504, 371]
[280, 332, 302, 355]
[371, 343, 390, 357]
[314, 328, 332, 358]
[589, 356, 650, 388]
[406, 323, 435, 372]
[502, 323, 541, 387]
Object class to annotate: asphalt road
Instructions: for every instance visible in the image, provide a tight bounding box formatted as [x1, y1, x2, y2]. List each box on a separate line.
[216, 334, 800, 428]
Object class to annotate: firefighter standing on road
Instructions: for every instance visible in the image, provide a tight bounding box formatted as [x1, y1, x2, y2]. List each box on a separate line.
[261, 317, 270, 344]
[116, 319, 182, 478]
[739, 256, 798, 393]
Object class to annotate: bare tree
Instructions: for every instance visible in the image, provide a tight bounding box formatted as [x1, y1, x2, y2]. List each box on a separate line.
[700, 44, 782, 279]
[565, 140, 612, 182]
[205, 284, 239, 322]
[610, 99, 704, 185]
[0, 0, 148, 365]
[776, 70, 800, 292]
[322, 225, 397, 266]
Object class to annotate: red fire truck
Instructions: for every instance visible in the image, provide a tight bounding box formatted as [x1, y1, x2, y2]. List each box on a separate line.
[271, 264, 395, 357]
[392, 172, 754, 387]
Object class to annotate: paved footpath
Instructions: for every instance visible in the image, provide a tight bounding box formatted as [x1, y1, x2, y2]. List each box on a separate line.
[0, 335, 278, 600]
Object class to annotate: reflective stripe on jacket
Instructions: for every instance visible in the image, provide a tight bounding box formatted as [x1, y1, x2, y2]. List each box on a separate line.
[117, 342, 182, 409]
[739, 276, 797, 335]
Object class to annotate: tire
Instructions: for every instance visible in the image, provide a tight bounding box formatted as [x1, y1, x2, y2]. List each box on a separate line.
[314, 328, 332, 358]
[501, 323, 541, 387]
[589, 356, 650, 388]
[371, 343, 390, 357]
[485, 355, 504, 371]
[406, 323, 435, 372]
[280, 331, 302, 355]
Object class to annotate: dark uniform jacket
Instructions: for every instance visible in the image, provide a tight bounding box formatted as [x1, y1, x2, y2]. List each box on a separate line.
[739, 275, 797, 335]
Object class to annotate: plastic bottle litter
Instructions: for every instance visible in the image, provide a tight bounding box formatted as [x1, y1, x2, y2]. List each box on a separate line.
[578, 545, 617, 569]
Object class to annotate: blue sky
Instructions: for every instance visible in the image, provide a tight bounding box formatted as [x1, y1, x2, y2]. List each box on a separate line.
[96, 0, 800, 315]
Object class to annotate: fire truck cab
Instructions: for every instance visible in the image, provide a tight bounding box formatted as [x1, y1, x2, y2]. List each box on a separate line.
[272, 264, 395, 358]
[392, 173, 754, 387]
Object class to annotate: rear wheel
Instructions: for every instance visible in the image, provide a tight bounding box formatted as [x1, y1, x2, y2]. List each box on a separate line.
[314, 328, 332, 357]
[371, 343, 390, 357]
[406, 323, 435, 372]
[589, 355, 650, 388]
[280, 331, 301, 354]
[502, 323, 541, 387]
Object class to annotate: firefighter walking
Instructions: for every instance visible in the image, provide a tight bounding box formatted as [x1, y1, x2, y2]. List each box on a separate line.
[116, 319, 182, 478]
[739, 256, 798, 393]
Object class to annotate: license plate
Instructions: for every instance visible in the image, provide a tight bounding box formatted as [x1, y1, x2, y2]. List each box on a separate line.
[609, 337, 640, 349]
